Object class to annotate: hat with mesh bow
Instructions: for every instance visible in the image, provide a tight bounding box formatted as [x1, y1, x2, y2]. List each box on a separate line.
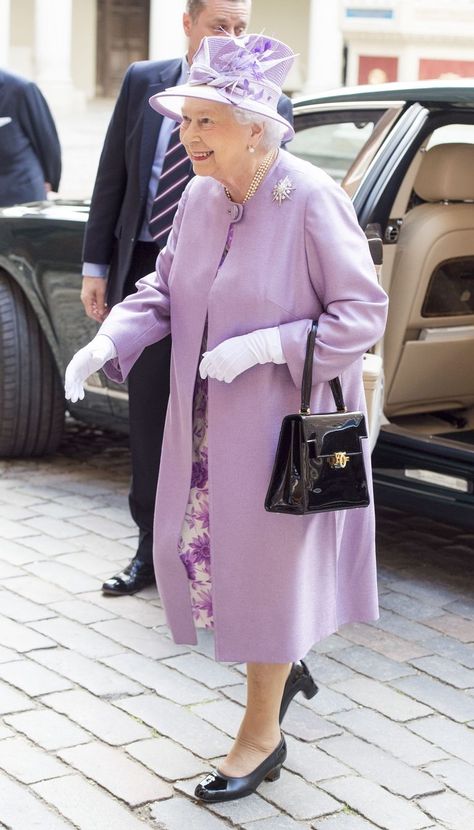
[149, 34, 295, 141]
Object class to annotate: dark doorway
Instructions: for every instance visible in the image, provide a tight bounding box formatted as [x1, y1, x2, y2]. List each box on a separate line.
[96, 0, 150, 97]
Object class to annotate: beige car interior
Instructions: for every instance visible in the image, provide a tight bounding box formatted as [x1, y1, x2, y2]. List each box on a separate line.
[380, 138, 474, 445]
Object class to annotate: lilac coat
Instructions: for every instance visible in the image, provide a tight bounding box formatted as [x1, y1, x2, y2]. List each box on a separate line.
[100, 151, 388, 662]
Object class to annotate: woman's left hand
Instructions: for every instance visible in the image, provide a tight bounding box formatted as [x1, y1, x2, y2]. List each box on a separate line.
[199, 327, 285, 383]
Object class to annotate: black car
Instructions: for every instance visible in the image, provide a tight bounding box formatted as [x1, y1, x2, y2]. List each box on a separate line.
[1, 81, 473, 528]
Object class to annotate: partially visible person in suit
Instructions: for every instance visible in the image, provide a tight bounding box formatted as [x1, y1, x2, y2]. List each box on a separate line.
[0, 68, 61, 207]
[82, 0, 293, 597]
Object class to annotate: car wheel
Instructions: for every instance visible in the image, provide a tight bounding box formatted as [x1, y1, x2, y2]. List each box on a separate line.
[0, 271, 65, 457]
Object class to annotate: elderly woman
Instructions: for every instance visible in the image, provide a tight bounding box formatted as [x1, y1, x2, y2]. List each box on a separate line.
[65, 34, 388, 803]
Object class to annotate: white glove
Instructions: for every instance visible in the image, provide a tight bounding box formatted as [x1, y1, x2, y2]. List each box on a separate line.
[199, 327, 285, 383]
[65, 334, 117, 402]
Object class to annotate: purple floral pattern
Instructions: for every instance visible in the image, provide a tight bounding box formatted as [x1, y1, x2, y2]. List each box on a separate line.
[178, 224, 235, 628]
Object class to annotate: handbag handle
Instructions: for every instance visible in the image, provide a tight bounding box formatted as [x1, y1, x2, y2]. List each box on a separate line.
[300, 320, 346, 414]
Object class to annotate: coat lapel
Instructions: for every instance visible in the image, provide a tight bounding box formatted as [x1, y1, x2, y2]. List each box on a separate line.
[139, 59, 183, 198]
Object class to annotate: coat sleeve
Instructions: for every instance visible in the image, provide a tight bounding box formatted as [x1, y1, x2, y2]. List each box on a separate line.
[81, 64, 134, 266]
[279, 175, 388, 389]
[19, 82, 61, 191]
[99, 185, 190, 382]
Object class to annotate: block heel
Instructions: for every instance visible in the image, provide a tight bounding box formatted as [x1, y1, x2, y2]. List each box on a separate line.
[265, 765, 282, 782]
[279, 659, 319, 723]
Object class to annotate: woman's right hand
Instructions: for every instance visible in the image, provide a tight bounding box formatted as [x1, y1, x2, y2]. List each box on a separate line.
[64, 334, 117, 402]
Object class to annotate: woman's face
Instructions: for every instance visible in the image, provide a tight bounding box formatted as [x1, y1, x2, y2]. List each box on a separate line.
[180, 99, 255, 184]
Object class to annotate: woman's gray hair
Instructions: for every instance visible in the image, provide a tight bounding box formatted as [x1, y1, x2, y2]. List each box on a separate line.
[232, 107, 286, 151]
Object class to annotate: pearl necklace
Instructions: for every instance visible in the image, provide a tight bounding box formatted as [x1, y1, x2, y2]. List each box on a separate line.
[224, 149, 278, 204]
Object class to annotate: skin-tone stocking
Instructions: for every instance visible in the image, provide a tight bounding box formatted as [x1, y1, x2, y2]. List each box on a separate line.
[218, 661, 291, 778]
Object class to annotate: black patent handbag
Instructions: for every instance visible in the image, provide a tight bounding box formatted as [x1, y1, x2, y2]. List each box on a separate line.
[265, 321, 370, 515]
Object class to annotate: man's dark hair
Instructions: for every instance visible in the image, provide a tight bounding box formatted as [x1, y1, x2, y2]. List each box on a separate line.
[186, 0, 250, 23]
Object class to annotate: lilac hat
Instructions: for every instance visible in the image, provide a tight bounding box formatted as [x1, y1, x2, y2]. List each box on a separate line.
[149, 34, 295, 142]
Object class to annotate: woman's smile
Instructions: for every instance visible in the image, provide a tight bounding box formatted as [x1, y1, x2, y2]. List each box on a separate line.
[188, 149, 214, 162]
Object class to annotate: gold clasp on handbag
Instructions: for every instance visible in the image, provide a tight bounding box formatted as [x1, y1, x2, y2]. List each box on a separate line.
[328, 451, 350, 469]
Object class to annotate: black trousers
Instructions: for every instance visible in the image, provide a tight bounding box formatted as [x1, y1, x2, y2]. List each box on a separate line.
[123, 241, 171, 565]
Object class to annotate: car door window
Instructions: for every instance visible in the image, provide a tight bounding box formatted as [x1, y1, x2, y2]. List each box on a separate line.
[290, 103, 405, 195]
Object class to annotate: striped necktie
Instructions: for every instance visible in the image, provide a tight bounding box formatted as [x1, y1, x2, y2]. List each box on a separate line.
[149, 123, 192, 247]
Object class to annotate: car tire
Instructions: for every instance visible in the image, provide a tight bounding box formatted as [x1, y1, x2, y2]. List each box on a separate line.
[0, 271, 65, 457]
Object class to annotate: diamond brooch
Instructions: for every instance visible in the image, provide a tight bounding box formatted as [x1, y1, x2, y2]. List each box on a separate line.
[272, 176, 295, 205]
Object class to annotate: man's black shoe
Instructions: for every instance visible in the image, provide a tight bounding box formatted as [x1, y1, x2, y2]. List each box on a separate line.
[102, 556, 155, 595]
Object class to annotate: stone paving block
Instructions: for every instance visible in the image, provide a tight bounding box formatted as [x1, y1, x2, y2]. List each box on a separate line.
[176, 775, 279, 823]
[423, 634, 474, 669]
[0, 770, 73, 829]
[425, 758, 474, 801]
[338, 622, 430, 662]
[373, 609, 437, 643]
[189, 626, 221, 659]
[379, 592, 441, 622]
[304, 654, 354, 685]
[69, 532, 137, 561]
[423, 614, 474, 643]
[6, 574, 71, 603]
[91, 618, 187, 659]
[392, 674, 474, 723]
[0, 539, 42, 565]
[330, 645, 416, 682]
[385, 577, 460, 607]
[0, 560, 24, 578]
[0, 504, 35, 521]
[69, 513, 135, 539]
[280, 701, 343, 742]
[29, 501, 83, 519]
[320, 775, 432, 830]
[58, 741, 172, 805]
[0, 723, 13, 739]
[332, 676, 432, 721]
[258, 769, 341, 821]
[300, 684, 357, 717]
[310, 634, 353, 654]
[191, 698, 247, 738]
[283, 734, 352, 782]
[0, 735, 70, 783]
[443, 598, 474, 618]
[313, 814, 381, 830]
[41, 688, 151, 745]
[0, 645, 20, 663]
[115, 693, 230, 758]
[125, 736, 208, 780]
[319, 733, 443, 798]
[29, 617, 124, 658]
[102, 652, 215, 704]
[48, 598, 116, 624]
[219, 683, 247, 706]
[89, 505, 136, 527]
[0, 517, 37, 539]
[55, 551, 115, 577]
[30, 647, 144, 696]
[0, 614, 55, 652]
[163, 652, 241, 688]
[150, 795, 232, 830]
[23, 560, 100, 592]
[0, 658, 74, 696]
[0, 486, 42, 508]
[0, 590, 55, 622]
[330, 709, 446, 765]
[81, 591, 166, 627]
[23, 516, 86, 539]
[408, 715, 474, 764]
[33, 773, 149, 830]
[243, 817, 307, 830]
[5, 709, 90, 750]
[418, 790, 474, 829]
[409, 654, 474, 690]
[20, 535, 81, 556]
[0, 678, 34, 714]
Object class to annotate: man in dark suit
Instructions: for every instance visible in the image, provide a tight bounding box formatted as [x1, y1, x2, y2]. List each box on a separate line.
[0, 69, 61, 207]
[82, 0, 293, 595]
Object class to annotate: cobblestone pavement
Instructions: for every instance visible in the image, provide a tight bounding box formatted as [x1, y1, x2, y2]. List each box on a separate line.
[0, 419, 473, 830]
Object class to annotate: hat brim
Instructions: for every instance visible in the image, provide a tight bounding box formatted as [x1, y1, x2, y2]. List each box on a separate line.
[149, 84, 295, 143]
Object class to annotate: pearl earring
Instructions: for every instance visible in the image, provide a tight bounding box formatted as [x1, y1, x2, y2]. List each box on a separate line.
[248, 145, 255, 153]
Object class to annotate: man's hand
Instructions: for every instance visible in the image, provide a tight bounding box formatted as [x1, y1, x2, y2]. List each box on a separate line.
[81, 276, 109, 323]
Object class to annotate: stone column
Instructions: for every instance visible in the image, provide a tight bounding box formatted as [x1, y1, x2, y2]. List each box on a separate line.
[34, 0, 80, 107]
[0, 0, 10, 66]
[149, 0, 186, 60]
[304, 0, 344, 95]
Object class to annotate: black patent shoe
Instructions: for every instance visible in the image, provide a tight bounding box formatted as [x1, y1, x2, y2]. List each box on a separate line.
[279, 660, 318, 723]
[194, 735, 287, 803]
[102, 555, 155, 595]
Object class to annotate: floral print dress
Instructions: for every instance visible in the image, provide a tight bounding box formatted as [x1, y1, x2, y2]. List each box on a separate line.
[177, 224, 235, 628]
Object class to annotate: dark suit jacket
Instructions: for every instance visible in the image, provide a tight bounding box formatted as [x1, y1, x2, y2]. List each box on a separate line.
[82, 59, 293, 307]
[0, 69, 61, 207]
